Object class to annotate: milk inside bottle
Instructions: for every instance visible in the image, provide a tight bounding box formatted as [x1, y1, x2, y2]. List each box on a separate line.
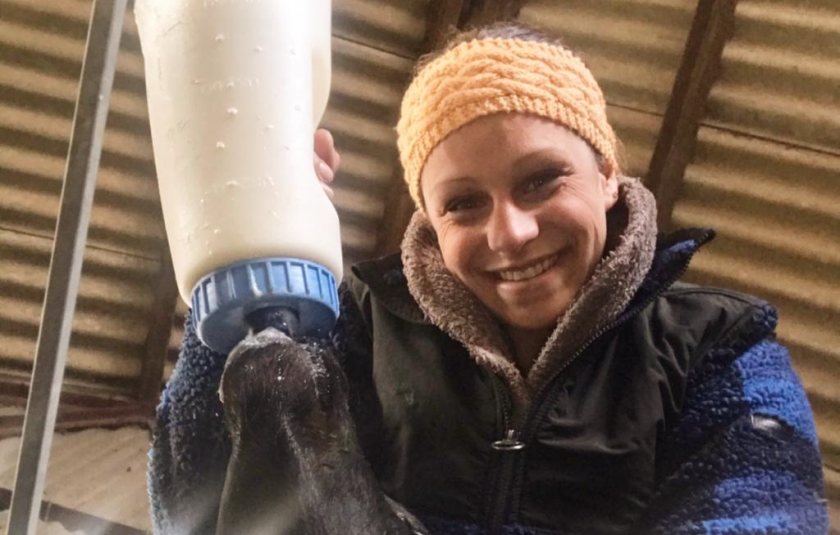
[135, 0, 342, 353]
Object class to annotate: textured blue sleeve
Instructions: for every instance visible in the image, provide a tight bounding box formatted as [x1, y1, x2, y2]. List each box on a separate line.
[640, 339, 828, 534]
[147, 312, 231, 534]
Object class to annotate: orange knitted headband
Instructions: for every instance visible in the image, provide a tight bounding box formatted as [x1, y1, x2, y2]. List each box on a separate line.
[396, 37, 620, 210]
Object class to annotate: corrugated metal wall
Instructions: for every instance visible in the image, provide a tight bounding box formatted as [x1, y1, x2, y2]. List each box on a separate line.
[519, 0, 696, 177]
[324, 5, 423, 264]
[520, 0, 839, 529]
[667, 0, 840, 528]
[0, 0, 164, 397]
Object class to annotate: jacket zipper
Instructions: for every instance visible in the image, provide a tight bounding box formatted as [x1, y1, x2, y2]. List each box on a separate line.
[486, 374, 521, 534]
[484, 230, 713, 533]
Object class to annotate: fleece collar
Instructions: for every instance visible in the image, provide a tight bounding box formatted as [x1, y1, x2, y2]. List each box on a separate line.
[399, 177, 658, 409]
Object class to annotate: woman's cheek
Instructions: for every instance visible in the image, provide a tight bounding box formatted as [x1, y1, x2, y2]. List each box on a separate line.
[439, 227, 473, 277]
[437, 227, 460, 265]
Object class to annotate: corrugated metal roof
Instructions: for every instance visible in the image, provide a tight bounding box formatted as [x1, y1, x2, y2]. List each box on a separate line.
[0, 228, 158, 393]
[334, 0, 430, 58]
[0, 0, 166, 398]
[327, 0, 423, 263]
[0, 426, 152, 531]
[668, 0, 840, 530]
[518, 0, 695, 177]
[324, 35, 415, 264]
[0, 1, 163, 256]
[326, 0, 427, 266]
[705, 0, 840, 153]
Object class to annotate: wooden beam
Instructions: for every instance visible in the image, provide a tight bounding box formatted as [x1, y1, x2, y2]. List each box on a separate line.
[463, 0, 524, 27]
[376, 0, 471, 256]
[376, 172, 415, 256]
[0, 374, 134, 409]
[136, 250, 178, 406]
[0, 487, 148, 535]
[646, 0, 739, 231]
[0, 404, 151, 440]
[423, 0, 469, 51]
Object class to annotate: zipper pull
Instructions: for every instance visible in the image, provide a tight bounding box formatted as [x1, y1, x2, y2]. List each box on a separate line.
[491, 429, 525, 451]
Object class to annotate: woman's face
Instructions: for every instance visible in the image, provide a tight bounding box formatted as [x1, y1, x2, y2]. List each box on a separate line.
[420, 113, 619, 331]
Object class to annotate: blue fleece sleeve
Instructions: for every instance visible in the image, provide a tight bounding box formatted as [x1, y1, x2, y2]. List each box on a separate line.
[640, 339, 828, 534]
[147, 312, 231, 534]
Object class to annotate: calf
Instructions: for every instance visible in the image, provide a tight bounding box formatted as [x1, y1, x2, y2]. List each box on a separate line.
[217, 327, 426, 534]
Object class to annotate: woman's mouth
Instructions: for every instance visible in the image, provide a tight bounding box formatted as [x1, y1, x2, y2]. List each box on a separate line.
[492, 253, 560, 282]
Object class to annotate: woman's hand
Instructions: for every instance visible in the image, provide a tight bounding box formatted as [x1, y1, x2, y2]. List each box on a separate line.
[314, 128, 341, 199]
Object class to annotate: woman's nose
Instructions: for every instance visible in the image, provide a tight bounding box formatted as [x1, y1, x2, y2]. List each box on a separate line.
[486, 203, 539, 253]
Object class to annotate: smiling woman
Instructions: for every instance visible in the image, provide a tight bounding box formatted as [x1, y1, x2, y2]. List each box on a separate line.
[421, 115, 619, 369]
[148, 21, 828, 535]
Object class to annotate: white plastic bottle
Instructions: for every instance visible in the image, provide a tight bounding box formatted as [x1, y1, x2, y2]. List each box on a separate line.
[135, 0, 342, 352]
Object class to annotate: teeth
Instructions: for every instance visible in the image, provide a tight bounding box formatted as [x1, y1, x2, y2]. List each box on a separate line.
[497, 255, 557, 282]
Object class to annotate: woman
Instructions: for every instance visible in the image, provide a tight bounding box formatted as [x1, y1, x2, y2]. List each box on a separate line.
[148, 23, 827, 534]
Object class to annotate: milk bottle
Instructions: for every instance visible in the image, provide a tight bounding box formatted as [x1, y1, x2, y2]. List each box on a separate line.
[135, 0, 341, 353]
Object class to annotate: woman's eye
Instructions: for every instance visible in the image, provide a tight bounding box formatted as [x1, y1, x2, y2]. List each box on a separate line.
[522, 168, 566, 195]
[524, 176, 550, 192]
[444, 195, 481, 214]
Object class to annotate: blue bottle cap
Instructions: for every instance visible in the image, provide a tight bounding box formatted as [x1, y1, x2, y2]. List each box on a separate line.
[190, 257, 339, 354]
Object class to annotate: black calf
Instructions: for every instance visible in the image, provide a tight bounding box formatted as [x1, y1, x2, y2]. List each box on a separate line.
[217, 328, 426, 534]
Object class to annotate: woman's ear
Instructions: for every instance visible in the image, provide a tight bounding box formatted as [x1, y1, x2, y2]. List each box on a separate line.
[600, 161, 620, 211]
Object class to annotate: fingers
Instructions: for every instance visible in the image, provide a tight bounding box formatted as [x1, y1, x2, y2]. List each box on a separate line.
[314, 128, 341, 176]
[315, 156, 335, 182]
[314, 154, 336, 200]
[314, 129, 339, 200]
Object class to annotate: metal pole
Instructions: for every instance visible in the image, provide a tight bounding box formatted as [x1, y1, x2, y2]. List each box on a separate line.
[6, 1, 127, 534]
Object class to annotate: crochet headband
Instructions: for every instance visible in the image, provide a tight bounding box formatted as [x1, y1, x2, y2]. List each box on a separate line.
[396, 37, 619, 210]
